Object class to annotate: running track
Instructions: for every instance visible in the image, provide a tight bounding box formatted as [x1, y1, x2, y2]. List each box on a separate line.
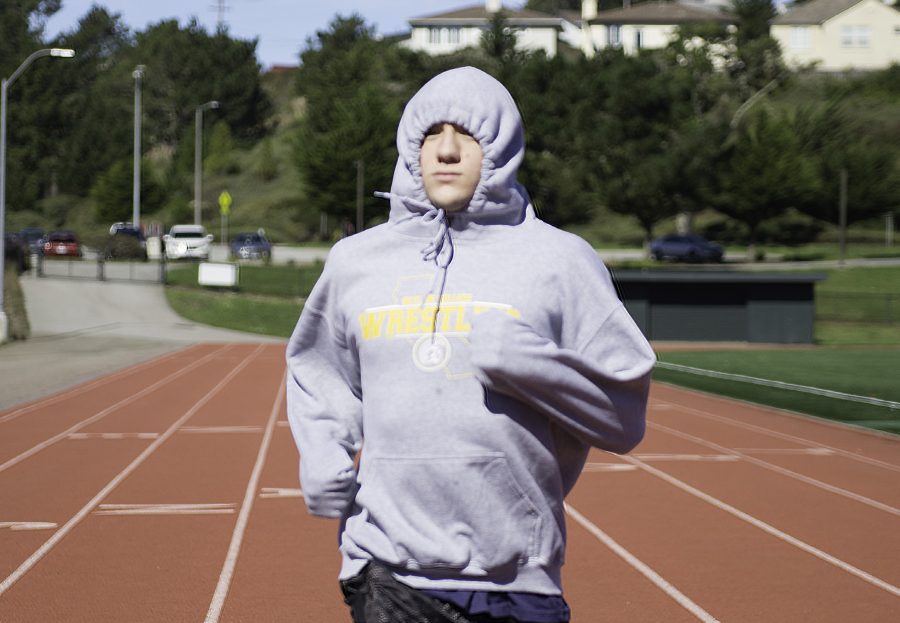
[0, 343, 897, 622]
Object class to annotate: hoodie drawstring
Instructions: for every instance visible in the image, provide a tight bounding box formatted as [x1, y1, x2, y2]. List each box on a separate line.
[375, 191, 454, 338]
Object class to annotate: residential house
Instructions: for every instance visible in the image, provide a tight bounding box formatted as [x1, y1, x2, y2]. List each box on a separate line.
[402, 0, 564, 57]
[771, 0, 900, 71]
[586, 1, 735, 56]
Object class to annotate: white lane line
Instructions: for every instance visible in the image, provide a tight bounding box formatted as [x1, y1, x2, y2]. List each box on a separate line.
[179, 426, 263, 434]
[0, 344, 265, 598]
[0, 522, 58, 531]
[68, 433, 160, 440]
[0, 347, 188, 424]
[95, 503, 235, 516]
[565, 504, 720, 622]
[276, 420, 290, 427]
[0, 345, 230, 474]
[655, 399, 900, 473]
[634, 453, 740, 463]
[259, 487, 303, 498]
[205, 374, 285, 623]
[581, 463, 639, 473]
[649, 422, 900, 517]
[621, 454, 900, 598]
[733, 448, 835, 456]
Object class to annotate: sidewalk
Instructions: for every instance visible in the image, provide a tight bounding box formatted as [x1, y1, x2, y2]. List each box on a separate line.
[0, 275, 284, 410]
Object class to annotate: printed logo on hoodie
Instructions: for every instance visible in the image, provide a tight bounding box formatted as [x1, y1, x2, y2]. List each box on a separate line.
[358, 293, 520, 340]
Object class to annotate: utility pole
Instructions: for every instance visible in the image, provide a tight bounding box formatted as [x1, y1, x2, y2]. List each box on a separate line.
[838, 168, 848, 266]
[356, 159, 365, 234]
[193, 100, 219, 225]
[132, 65, 145, 228]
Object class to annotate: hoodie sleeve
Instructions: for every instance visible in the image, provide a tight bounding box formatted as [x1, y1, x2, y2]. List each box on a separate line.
[285, 255, 363, 518]
[468, 247, 655, 454]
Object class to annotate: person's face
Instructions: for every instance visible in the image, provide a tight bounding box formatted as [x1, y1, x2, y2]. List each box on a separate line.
[420, 123, 483, 213]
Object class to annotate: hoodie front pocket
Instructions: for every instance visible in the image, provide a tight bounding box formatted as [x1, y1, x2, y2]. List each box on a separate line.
[354, 453, 542, 575]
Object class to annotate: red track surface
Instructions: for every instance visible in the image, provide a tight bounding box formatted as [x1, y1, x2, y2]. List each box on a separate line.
[0, 343, 897, 622]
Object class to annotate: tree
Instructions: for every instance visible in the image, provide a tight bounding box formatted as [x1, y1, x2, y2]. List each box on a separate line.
[793, 103, 900, 225]
[294, 15, 400, 228]
[711, 108, 820, 257]
[481, 10, 519, 65]
[90, 157, 163, 223]
[0, 1, 60, 77]
[131, 19, 270, 147]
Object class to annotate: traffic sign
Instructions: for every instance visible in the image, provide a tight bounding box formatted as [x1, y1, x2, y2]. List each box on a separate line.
[218, 190, 232, 215]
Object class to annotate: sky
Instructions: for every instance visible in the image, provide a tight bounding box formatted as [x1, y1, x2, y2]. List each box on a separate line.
[43, 1, 522, 69]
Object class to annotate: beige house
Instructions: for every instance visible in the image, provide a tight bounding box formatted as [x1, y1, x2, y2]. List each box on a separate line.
[771, 0, 900, 71]
[586, 1, 735, 56]
[403, 0, 564, 57]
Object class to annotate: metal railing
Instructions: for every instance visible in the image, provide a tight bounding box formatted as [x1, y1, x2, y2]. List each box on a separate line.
[34, 253, 167, 284]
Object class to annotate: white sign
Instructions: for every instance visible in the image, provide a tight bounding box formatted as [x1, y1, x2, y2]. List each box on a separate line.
[198, 262, 238, 287]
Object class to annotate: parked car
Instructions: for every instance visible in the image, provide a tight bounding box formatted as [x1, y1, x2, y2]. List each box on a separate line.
[163, 224, 213, 260]
[650, 234, 723, 263]
[18, 227, 45, 254]
[4, 233, 29, 273]
[42, 230, 82, 258]
[105, 224, 148, 260]
[230, 231, 272, 261]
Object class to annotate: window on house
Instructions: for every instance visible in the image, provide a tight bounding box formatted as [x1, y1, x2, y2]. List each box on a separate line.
[448, 27, 460, 44]
[429, 28, 440, 44]
[790, 26, 811, 49]
[609, 25, 621, 47]
[635, 29, 644, 50]
[840, 25, 870, 48]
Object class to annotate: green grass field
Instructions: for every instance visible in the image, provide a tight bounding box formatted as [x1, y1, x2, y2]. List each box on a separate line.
[653, 349, 900, 432]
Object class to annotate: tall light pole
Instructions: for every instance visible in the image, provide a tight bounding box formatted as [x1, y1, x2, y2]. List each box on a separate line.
[194, 100, 219, 226]
[132, 65, 145, 228]
[0, 48, 75, 341]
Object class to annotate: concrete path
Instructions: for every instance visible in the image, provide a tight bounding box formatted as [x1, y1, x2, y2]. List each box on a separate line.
[0, 275, 285, 410]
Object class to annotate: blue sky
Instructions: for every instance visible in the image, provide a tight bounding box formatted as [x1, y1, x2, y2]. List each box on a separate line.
[43, 1, 517, 69]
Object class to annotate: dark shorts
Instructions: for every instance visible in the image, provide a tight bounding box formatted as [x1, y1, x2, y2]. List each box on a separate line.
[340, 562, 567, 623]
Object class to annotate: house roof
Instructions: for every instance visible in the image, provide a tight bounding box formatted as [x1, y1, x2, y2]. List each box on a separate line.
[409, 4, 563, 28]
[589, 1, 735, 25]
[771, 0, 867, 25]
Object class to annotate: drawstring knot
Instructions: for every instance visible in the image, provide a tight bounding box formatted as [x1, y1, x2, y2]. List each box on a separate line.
[375, 191, 455, 339]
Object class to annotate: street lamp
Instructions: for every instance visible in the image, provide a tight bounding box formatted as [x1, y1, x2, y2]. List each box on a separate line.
[0, 48, 75, 341]
[194, 100, 219, 226]
[132, 65, 145, 228]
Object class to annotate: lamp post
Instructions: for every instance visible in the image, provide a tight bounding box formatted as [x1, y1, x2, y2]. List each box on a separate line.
[132, 65, 145, 228]
[0, 48, 75, 341]
[193, 100, 219, 226]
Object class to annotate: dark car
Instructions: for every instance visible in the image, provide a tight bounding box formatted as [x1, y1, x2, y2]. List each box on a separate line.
[42, 230, 82, 258]
[4, 233, 29, 274]
[651, 234, 723, 263]
[18, 227, 45, 254]
[105, 224, 147, 260]
[230, 231, 272, 261]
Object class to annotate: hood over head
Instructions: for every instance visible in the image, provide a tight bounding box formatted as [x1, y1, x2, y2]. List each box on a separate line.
[384, 66, 530, 227]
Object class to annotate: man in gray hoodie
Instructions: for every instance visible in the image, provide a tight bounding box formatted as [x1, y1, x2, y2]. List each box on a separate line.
[286, 66, 656, 622]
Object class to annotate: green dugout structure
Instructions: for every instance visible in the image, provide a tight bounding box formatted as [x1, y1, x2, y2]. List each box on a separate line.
[611, 270, 827, 344]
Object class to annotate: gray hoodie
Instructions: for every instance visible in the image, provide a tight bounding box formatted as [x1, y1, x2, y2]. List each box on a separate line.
[286, 67, 655, 595]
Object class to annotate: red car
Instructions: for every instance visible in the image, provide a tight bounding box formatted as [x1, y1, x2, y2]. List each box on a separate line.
[43, 230, 82, 258]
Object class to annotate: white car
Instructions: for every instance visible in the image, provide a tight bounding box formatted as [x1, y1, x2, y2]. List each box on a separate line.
[163, 225, 213, 260]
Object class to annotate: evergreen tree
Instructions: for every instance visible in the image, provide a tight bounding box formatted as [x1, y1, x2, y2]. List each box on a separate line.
[294, 15, 400, 229]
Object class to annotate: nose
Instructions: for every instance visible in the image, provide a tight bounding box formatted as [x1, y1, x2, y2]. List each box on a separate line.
[436, 126, 461, 163]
